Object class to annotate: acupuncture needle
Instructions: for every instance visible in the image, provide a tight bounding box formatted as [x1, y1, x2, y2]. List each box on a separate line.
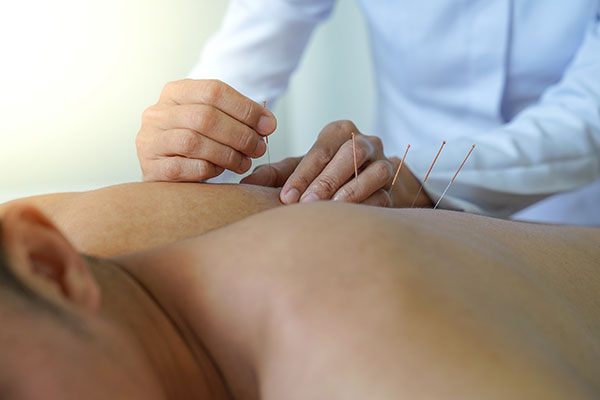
[411, 141, 446, 208]
[263, 100, 271, 167]
[391, 144, 411, 188]
[351, 132, 358, 183]
[434, 144, 475, 210]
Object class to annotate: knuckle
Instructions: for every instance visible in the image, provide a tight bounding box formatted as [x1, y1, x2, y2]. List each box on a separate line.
[321, 120, 339, 134]
[191, 106, 217, 132]
[373, 160, 392, 183]
[162, 159, 183, 181]
[312, 147, 334, 166]
[236, 129, 258, 153]
[335, 119, 357, 133]
[141, 105, 160, 123]
[314, 174, 339, 196]
[225, 148, 242, 169]
[178, 131, 199, 155]
[194, 160, 212, 180]
[368, 135, 383, 150]
[320, 120, 356, 138]
[202, 80, 223, 104]
[241, 101, 254, 125]
[296, 175, 313, 190]
[343, 184, 361, 203]
[291, 170, 314, 192]
[355, 141, 369, 162]
[162, 80, 178, 96]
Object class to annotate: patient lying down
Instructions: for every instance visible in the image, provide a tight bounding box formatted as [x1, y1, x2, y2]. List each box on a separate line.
[0, 182, 598, 399]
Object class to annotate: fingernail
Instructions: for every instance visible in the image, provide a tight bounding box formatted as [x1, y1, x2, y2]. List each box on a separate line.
[241, 157, 252, 172]
[258, 115, 276, 134]
[255, 138, 267, 156]
[333, 193, 344, 201]
[300, 192, 320, 203]
[281, 188, 300, 204]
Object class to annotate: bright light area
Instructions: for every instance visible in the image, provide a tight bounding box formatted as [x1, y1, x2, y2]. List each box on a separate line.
[0, 1, 228, 200]
[0, 0, 373, 202]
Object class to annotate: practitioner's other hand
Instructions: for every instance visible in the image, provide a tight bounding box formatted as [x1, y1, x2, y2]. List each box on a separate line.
[388, 156, 434, 208]
[136, 79, 277, 181]
[243, 120, 424, 208]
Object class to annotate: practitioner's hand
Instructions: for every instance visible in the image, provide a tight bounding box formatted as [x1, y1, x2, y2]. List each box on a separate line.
[136, 79, 277, 181]
[243, 120, 406, 207]
[388, 156, 434, 208]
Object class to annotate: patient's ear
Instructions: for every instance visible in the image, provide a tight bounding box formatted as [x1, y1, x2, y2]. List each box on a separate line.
[1, 204, 100, 311]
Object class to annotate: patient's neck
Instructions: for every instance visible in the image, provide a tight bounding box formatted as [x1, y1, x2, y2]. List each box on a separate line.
[90, 259, 231, 400]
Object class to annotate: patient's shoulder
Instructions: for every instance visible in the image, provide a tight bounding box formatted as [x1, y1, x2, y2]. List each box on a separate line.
[61, 182, 282, 256]
[0, 192, 79, 219]
[1, 182, 282, 257]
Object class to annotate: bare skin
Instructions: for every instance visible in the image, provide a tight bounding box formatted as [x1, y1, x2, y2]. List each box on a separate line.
[136, 80, 277, 181]
[1, 183, 598, 399]
[0, 183, 282, 257]
[137, 79, 427, 208]
[240, 120, 429, 207]
[142, 203, 598, 399]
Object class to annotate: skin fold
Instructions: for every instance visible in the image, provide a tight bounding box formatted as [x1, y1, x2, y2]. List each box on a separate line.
[0, 182, 598, 399]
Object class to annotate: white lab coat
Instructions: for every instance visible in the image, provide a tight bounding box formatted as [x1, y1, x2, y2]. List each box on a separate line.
[190, 0, 600, 225]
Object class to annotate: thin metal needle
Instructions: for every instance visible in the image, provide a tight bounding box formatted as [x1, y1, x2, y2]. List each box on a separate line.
[263, 100, 271, 167]
[434, 144, 475, 210]
[351, 132, 358, 183]
[411, 141, 446, 208]
[391, 144, 411, 187]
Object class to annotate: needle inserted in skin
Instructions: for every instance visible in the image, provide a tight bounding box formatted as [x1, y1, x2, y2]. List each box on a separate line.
[434, 144, 475, 210]
[391, 144, 411, 187]
[263, 100, 271, 167]
[351, 132, 358, 183]
[411, 141, 446, 208]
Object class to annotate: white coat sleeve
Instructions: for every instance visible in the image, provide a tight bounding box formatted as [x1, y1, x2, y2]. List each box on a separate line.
[189, 0, 337, 105]
[409, 13, 600, 217]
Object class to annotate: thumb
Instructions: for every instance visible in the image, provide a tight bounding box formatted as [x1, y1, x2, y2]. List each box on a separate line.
[241, 164, 278, 187]
[241, 157, 303, 188]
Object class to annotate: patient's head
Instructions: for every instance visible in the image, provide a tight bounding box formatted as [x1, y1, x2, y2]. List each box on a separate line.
[0, 205, 162, 399]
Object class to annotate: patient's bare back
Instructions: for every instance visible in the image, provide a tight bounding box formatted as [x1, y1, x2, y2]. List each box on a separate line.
[3, 183, 598, 397]
[194, 203, 600, 399]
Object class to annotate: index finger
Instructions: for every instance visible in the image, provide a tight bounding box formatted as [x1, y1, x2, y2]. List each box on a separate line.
[280, 121, 358, 204]
[160, 79, 277, 136]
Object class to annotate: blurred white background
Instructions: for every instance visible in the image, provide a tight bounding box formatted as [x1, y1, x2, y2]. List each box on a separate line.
[0, 0, 374, 202]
